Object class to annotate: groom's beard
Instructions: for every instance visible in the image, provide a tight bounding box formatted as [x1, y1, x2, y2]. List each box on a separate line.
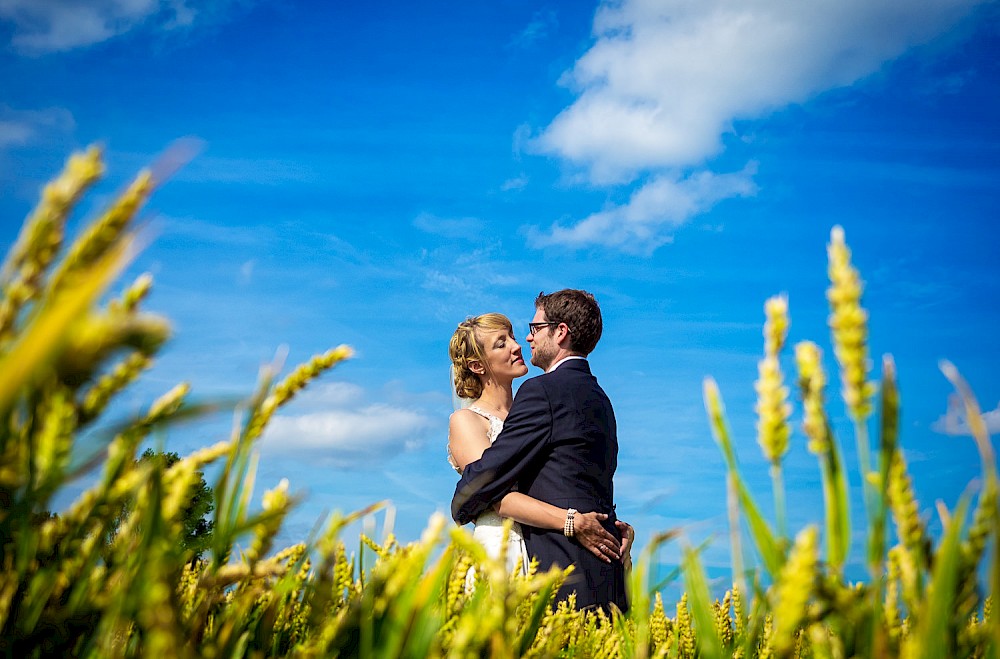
[530, 345, 555, 371]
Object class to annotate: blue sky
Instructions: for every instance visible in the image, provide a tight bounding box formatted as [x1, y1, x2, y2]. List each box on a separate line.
[1, 1, 998, 586]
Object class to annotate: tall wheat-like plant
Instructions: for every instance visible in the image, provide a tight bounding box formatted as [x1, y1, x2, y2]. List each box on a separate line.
[2, 148, 997, 657]
[700, 226, 998, 659]
[756, 295, 792, 538]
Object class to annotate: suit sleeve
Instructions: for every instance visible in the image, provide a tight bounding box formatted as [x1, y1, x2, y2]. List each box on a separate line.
[451, 377, 551, 524]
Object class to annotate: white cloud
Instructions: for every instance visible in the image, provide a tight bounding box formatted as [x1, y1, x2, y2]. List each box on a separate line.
[1, 0, 156, 53]
[0, 120, 34, 148]
[539, 0, 984, 183]
[238, 259, 255, 283]
[158, 215, 277, 247]
[422, 270, 479, 297]
[175, 155, 316, 185]
[261, 404, 435, 467]
[296, 381, 366, 407]
[0, 106, 74, 149]
[932, 394, 1000, 437]
[0, 0, 219, 54]
[530, 165, 756, 253]
[508, 8, 558, 49]
[500, 174, 529, 192]
[258, 381, 436, 467]
[531, 0, 986, 251]
[413, 212, 486, 237]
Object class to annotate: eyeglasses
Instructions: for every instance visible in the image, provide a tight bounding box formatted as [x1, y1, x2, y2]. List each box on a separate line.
[528, 322, 560, 336]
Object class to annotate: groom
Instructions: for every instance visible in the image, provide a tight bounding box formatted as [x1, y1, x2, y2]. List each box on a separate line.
[451, 289, 628, 613]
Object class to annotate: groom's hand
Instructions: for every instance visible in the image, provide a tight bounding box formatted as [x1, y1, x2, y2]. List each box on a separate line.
[615, 520, 634, 557]
[573, 512, 622, 563]
[616, 520, 635, 571]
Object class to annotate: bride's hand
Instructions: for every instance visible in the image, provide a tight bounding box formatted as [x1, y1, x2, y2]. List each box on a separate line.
[573, 511, 622, 563]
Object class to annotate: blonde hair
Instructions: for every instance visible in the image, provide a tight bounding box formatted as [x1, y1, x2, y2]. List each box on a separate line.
[449, 313, 513, 400]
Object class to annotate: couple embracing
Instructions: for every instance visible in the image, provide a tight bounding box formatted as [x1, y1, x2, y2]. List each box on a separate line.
[449, 289, 631, 613]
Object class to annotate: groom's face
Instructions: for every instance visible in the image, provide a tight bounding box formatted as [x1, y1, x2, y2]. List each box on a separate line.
[527, 308, 557, 370]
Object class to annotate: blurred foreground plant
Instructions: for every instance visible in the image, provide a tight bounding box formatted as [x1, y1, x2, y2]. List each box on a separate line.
[1, 150, 995, 658]
[700, 225, 998, 658]
[0, 149, 631, 658]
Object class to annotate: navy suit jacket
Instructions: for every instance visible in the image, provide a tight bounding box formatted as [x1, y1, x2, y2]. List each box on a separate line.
[451, 359, 628, 612]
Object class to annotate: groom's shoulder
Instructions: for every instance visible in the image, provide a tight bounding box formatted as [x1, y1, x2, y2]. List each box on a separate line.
[514, 372, 555, 398]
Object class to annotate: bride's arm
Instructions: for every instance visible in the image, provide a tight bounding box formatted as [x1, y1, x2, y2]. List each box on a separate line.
[496, 493, 621, 563]
[449, 411, 622, 563]
[448, 410, 493, 470]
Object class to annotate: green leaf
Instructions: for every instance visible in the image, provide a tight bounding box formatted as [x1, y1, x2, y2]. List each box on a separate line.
[704, 377, 785, 577]
[821, 431, 852, 572]
[682, 545, 725, 659]
[913, 494, 970, 658]
[0, 235, 134, 411]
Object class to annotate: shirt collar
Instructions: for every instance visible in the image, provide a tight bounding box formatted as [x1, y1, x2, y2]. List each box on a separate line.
[546, 355, 587, 373]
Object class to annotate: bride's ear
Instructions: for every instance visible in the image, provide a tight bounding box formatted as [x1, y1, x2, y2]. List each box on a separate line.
[469, 360, 485, 375]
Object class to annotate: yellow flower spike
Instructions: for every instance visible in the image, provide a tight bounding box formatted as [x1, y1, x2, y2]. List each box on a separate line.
[826, 226, 879, 518]
[796, 340, 851, 572]
[886, 450, 927, 558]
[715, 590, 735, 648]
[650, 592, 669, 649]
[770, 526, 818, 657]
[732, 584, 746, 639]
[78, 351, 152, 423]
[331, 542, 353, 602]
[173, 440, 232, 473]
[147, 382, 190, 421]
[757, 302, 793, 537]
[447, 551, 473, 614]
[38, 146, 104, 213]
[162, 460, 198, 523]
[116, 272, 154, 312]
[51, 169, 154, 292]
[0, 147, 103, 338]
[246, 478, 291, 563]
[886, 547, 903, 643]
[261, 478, 290, 511]
[32, 387, 74, 488]
[246, 345, 354, 441]
[61, 309, 170, 377]
[675, 593, 696, 658]
[795, 341, 829, 455]
[756, 354, 792, 466]
[764, 294, 789, 355]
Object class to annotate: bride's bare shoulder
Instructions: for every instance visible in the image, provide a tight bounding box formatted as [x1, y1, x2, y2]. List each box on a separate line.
[449, 407, 479, 425]
[449, 407, 486, 436]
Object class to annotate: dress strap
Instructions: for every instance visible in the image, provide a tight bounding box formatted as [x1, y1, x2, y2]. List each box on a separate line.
[466, 405, 504, 444]
[467, 405, 498, 422]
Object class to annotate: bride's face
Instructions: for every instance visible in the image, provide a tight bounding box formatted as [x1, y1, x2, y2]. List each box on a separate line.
[477, 327, 529, 382]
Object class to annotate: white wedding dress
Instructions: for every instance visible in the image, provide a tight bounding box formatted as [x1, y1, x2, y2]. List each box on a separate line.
[448, 405, 529, 582]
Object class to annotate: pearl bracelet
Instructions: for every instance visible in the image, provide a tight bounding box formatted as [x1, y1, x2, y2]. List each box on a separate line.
[564, 508, 577, 537]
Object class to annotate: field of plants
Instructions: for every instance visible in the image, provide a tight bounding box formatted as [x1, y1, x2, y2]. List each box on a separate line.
[0, 149, 996, 657]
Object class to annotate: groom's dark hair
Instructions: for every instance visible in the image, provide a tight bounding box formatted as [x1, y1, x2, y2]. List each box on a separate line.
[535, 289, 602, 356]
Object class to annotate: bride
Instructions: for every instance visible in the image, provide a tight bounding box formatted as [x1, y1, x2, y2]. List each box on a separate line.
[447, 313, 631, 577]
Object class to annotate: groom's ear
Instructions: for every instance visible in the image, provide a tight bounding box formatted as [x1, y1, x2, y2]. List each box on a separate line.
[556, 323, 573, 347]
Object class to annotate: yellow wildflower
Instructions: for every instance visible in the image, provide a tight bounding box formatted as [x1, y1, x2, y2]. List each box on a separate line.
[826, 226, 876, 421]
[771, 526, 818, 656]
[795, 341, 829, 454]
[756, 294, 792, 467]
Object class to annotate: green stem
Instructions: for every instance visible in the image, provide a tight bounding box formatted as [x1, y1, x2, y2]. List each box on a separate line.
[771, 464, 786, 540]
[727, 472, 747, 597]
[854, 419, 875, 518]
